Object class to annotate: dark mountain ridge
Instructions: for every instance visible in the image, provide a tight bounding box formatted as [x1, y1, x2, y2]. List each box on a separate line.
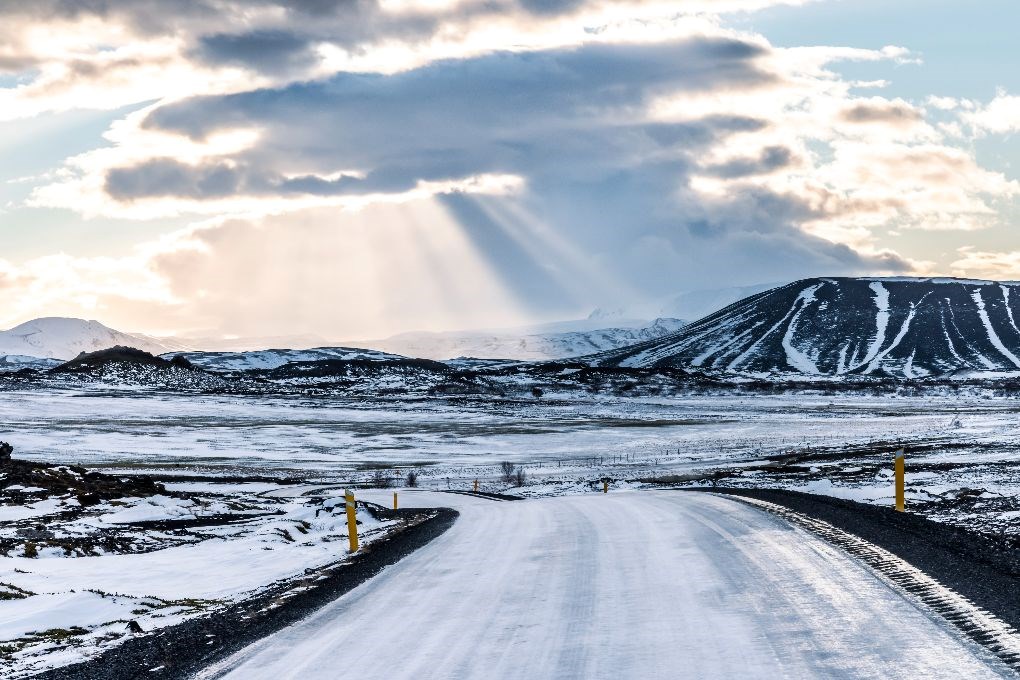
[591, 277, 1020, 379]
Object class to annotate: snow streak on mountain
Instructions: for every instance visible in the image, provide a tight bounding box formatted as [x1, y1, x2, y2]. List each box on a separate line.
[593, 278, 1020, 378]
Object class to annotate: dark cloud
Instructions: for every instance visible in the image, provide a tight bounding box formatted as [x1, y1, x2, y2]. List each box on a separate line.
[104, 159, 374, 199]
[95, 34, 905, 312]
[704, 145, 794, 178]
[145, 37, 771, 138]
[191, 31, 320, 76]
[0, 54, 41, 73]
[841, 101, 922, 126]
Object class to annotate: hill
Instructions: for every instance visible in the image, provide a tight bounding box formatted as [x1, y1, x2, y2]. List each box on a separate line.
[592, 277, 1020, 379]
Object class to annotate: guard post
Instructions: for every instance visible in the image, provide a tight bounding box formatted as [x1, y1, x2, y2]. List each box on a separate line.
[345, 490, 359, 552]
[393, 491, 398, 510]
[474, 479, 479, 493]
[894, 450, 905, 512]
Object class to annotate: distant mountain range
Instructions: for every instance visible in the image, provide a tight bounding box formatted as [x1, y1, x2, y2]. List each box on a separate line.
[593, 277, 1020, 379]
[18, 277, 1020, 381]
[368, 317, 687, 361]
[0, 315, 688, 366]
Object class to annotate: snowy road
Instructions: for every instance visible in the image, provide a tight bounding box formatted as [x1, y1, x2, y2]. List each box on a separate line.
[197, 491, 1007, 679]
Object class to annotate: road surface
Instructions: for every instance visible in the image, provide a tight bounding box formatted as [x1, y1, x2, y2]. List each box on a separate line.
[197, 490, 1008, 679]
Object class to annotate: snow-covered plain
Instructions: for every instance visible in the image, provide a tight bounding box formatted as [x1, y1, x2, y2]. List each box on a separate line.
[3, 388, 1020, 517]
[5, 386, 1020, 675]
[0, 477, 398, 677]
[200, 491, 1009, 679]
[0, 389, 1008, 472]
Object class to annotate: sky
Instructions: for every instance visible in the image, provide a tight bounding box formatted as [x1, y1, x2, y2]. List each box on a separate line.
[0, 0, 1018, 339]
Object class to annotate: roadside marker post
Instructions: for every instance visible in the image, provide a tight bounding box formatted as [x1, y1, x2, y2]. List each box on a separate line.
[603, 480, 608, 494]
[393, 491, 398, 510]
[473, 479, 479, 493]
[345, 490, 359, 553]
[894, 450, 905, 512]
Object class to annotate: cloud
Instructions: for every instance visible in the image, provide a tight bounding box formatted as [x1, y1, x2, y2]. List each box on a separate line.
[36, 37, 776, 215]
[23, 20, 1000, 333]
[0, 0, 816, 123]
[965, 90, 1020, 135]
[190, 31, 323, 76]
[951, 247, 1020, 281]
[702, 145, 795, 178]
[2, 0, 1018, 337]
[840, 99, 923, 127]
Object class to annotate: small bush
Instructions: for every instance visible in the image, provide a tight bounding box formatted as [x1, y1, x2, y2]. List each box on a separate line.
[23, 542, 38, 559]
[500, 461, 516, 483]
[513, 468, 526, 487]
[370, 470, 394, 488]
[405, 470, 419, 488]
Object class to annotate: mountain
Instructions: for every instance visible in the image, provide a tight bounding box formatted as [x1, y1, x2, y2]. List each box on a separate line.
[0, 318, 186, 360]
[370, 317, 687, 361]
[0, 315, 687, 365]
[592, 277, 1020, 379]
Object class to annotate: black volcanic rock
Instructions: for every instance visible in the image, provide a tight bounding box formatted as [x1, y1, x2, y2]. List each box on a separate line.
[52, 345, 173, 372]
[0, 458, 167, 502]
[593, 277, 1020, 378]
[46, 345, 227, 390]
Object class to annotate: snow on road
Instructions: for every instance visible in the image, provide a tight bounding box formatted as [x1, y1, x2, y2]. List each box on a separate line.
[198, 491, 1007, 679]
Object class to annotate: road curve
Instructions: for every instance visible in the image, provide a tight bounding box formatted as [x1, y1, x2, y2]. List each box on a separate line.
[196, 491, 1009, 679]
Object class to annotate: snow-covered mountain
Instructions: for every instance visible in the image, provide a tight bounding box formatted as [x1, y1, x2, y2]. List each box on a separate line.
[370, 317, 687, 361]
[0, 318, 186, 360]
[0, 315, 687, 366]
[593, 277, 1020, 379]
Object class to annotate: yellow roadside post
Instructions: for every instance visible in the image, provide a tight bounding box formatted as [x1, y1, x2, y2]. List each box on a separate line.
[603, 480, 608, 494]
[345, 490, 359, 552]
[894, 450, 905, 512]
[393, 491, 398, 510]
[473, 479, 479, 493]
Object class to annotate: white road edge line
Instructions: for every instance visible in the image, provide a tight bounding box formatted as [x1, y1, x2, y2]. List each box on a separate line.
[720, 493, 1020, 674]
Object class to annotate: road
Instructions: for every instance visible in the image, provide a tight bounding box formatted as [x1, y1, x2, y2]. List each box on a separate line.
[197, 491, 1009, 679]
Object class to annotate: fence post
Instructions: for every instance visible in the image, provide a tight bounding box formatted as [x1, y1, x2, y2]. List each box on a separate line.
[345, 490, 359, 552]
[894, 450, 905, 512]
[393, 491, 398, 510]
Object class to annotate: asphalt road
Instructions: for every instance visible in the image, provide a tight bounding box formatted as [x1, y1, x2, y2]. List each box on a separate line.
[196, 490, 1009, 679]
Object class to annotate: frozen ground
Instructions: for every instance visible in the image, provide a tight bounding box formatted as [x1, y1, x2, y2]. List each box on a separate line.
[0, 474, 399, 678]
[3, 388, 1020, 530]
[4, 387, 1020, 675]
[200, 490, 1011, 679]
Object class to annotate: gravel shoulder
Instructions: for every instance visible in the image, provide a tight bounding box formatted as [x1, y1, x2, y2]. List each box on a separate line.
[35, 506, 458, 680]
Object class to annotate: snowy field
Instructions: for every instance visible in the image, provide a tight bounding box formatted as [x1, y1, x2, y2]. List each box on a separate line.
[2, 387, 1020, 501]
[0, 470, 400, 677]
[4, 386, 1020, 675]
